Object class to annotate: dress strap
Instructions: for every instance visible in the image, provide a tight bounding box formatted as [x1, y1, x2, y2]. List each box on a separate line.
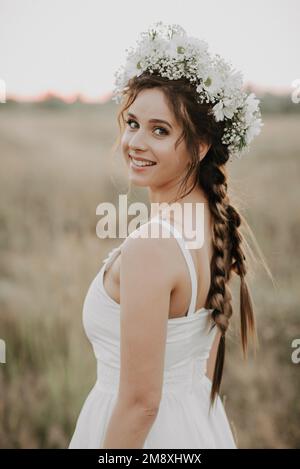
[102, 246, 122, 270]
[152, 216, 198, 317]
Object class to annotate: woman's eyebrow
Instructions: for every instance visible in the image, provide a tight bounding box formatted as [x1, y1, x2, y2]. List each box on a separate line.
[127, 112, 172, 129]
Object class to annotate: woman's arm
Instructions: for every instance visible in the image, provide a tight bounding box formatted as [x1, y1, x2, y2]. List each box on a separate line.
[101, 397, 158, 449]
[102, 224, 176, 449]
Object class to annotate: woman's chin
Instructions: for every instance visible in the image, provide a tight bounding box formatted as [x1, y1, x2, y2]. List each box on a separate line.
[127, 174, 150, 187]
[127, 166, 156, 186]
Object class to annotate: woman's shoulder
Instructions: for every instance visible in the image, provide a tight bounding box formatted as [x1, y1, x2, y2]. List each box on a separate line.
[120, 216, 176, 251]
[119, 217, 182, 285]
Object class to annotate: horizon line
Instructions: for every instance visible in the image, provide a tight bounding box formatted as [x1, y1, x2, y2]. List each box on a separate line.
[4, 83, 293, 104]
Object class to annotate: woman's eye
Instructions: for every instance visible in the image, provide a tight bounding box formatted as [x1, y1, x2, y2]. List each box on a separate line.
[125, 119, 168, 136]
[125, 119, 137, 129]
[154, 127, 168, 136]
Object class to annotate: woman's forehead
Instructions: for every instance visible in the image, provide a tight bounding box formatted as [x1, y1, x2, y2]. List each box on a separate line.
[129, 90, 176, 126]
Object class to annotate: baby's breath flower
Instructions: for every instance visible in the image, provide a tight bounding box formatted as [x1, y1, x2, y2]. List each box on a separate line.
[112, 21, 263, 159]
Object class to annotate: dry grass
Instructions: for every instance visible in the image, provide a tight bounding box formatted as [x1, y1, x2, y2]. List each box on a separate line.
[0, 104, 299, 448]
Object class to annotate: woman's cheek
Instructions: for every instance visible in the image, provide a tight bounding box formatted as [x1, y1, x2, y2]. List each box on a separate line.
[120, 132, 128, 148]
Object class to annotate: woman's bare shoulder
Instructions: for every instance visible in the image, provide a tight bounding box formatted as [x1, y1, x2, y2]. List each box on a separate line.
[120, 218, 181, 287]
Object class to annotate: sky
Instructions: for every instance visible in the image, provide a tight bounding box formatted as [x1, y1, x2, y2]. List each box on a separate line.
[0, 0, 299, 102]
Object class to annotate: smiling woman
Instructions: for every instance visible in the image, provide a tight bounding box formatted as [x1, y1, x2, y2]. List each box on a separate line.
[68, 21, 271, 449]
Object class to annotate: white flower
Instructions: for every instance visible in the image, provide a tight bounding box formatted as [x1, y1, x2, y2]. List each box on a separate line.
[244, 92, 260, 121]
[224, 70, 243, 94]
[244, 118, 264, 144]
[126, 58, 142, 78]
[188, 37, 208, 55]
[112, 21, 263, 159]
[222, 97, 238, 119]
[212, 101, 225, 121]
[202, 69, 223, 97]
[165, 35, 189, 58]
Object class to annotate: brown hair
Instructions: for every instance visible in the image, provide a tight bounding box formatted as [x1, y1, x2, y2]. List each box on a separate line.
[112, 71, 274, 408]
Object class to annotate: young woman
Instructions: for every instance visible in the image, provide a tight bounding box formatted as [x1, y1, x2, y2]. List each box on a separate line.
[68, 22, 269, 449]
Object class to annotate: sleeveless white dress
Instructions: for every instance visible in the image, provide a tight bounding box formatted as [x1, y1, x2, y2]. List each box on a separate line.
[68, 216, 237, 449]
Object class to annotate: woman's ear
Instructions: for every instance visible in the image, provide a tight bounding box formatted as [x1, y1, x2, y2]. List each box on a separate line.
[198, 141, 211, 162]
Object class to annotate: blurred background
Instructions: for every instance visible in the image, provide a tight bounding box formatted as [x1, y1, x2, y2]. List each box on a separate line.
[0, 0, 299, 448]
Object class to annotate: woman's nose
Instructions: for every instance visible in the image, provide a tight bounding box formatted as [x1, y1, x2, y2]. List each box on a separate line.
[128, 129, 147, 150]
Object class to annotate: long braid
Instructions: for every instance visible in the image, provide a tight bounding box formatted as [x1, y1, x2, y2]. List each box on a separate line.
[227, 204, 257, 357]
[200, 158, 233, 407]
[198, 148, 257, 407]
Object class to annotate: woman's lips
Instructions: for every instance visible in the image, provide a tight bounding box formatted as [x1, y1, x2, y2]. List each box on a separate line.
[128, 154, 156, 164]
[128, 154, 157, 171]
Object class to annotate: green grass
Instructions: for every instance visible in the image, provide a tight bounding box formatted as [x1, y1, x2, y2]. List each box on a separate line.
[0, 105, 299, 448]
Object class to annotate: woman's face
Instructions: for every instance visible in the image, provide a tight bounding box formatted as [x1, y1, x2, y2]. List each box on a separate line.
[121, 88, 192, 191]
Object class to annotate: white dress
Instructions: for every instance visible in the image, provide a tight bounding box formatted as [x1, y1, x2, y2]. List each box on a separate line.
[68, 215, 237, 449]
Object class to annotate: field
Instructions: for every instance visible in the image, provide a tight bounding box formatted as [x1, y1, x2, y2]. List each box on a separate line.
[0, 102, 299, 448]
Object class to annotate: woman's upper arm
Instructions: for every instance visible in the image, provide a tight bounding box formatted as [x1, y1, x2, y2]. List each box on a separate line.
[117, 229, 174, 412]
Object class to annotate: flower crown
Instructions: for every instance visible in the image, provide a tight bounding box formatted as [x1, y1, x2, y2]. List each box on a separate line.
[112, 21, 263, 160]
